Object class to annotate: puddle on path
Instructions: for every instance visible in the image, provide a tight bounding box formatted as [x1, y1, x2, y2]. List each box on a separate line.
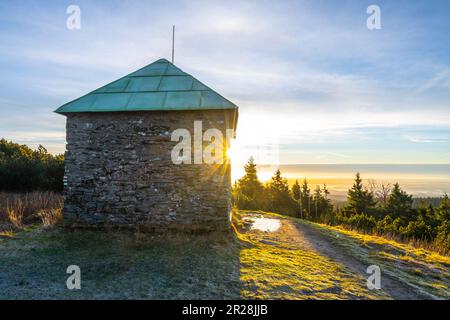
[244, 215, 281, 232]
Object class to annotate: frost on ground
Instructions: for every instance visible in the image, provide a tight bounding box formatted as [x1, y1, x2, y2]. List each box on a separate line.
[0, 211, 448, 299]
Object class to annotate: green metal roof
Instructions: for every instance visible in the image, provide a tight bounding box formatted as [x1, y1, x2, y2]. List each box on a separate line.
[54, 58, 238, 114]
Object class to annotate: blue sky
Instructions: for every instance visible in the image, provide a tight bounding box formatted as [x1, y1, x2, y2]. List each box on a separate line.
[0, 0, 449, 164]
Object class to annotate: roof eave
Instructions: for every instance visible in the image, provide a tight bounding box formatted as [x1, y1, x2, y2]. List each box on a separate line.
[54, 106, 238, 115]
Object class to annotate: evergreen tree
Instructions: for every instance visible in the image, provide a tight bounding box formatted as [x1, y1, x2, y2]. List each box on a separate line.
[291, 179, 303, 218]
[435, 221, 450, 253]
[232, 160, 447, 250]
[292, 180, 301, 201]
[323, 184, 330, 200]
[343, 173, 376, 216]
[0, 139, 64, 192]
[311, 184, 333, 222]
[313, 185, 322, 221]
[386, 183, 414, 220]
[301, 178, 311, 218]
[417, 202, 439, 232]
[321, 184, 334, 222]
[436, 194, 450, 222]
[266, 169, 296, 215]
[234, 157, 265, 210]
[426, 204, 438, 228]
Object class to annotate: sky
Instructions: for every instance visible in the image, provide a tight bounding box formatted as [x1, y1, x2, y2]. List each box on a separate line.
[1, 0, 450, 165]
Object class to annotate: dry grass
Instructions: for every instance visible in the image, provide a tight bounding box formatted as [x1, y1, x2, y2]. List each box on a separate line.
[326, 225, 448, 256]
[1, 209, 446, 299]
[242, 211, 450, 299]
[297, 220, 450, 298]
[0, 192, 63, 230]
[37, 207, 63, 227]
[5, 196, 25, 228]
[0, 226, 241, 299]
[233, 211, 388, 299]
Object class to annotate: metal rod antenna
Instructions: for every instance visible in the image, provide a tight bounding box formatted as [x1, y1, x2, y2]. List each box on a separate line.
[172, 25, 175, 64]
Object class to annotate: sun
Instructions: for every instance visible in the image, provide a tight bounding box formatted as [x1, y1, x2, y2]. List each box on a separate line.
[226, 145, 236, 160]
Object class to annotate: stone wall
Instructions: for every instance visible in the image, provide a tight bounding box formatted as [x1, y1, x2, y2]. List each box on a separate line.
[64, 110, 235, 231]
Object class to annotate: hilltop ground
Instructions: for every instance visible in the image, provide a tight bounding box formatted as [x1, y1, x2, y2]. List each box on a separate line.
[0, 211, 448, 299]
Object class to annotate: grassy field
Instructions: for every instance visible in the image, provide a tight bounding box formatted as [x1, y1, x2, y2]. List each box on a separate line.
[235, 213, 387, 299]
[0, 227, 241, 299]
[0, 210, 448, 299]
[297, 217, 450, 299]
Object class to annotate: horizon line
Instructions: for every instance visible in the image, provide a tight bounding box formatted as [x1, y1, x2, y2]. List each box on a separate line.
[237, 162, 450, 166]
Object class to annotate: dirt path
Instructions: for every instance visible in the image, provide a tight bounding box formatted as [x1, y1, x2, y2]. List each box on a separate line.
[290, 219, 429, 299]
[241, 212, 430, 299]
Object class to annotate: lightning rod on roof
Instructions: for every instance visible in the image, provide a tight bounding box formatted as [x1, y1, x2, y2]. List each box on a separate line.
[172, 25, 175, 64]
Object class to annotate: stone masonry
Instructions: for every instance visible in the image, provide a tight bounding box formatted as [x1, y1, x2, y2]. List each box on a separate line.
[64, 110, 235, 231]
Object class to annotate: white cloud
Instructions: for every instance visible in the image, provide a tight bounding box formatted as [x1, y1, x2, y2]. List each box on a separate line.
[1, 0, 449, 163]
[417, 68, 450, 93]
[406, 137, 450, 143]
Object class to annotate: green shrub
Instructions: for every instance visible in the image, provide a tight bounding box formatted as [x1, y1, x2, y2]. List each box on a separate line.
[0, 139, 64, 192]
[434, 221, 450, 254]
[346, 214, 377, 232]
[400, 219, 434, 241]
[376, 215, 402, 235]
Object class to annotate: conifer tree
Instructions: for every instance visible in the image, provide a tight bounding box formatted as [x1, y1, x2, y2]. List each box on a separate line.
[234, 157, 265, 210]
[313, 185, 322, 221]
[291, 179, 303, 218]
[266, 169, 296, 215]
[436, 194, 450, 222]
[386, 183, 413, 220]
[343, 173, 376, 216]
[301, 178, 311, 218]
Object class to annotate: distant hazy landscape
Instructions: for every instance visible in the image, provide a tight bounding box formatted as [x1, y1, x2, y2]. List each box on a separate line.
[233, 164, 450, 200]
